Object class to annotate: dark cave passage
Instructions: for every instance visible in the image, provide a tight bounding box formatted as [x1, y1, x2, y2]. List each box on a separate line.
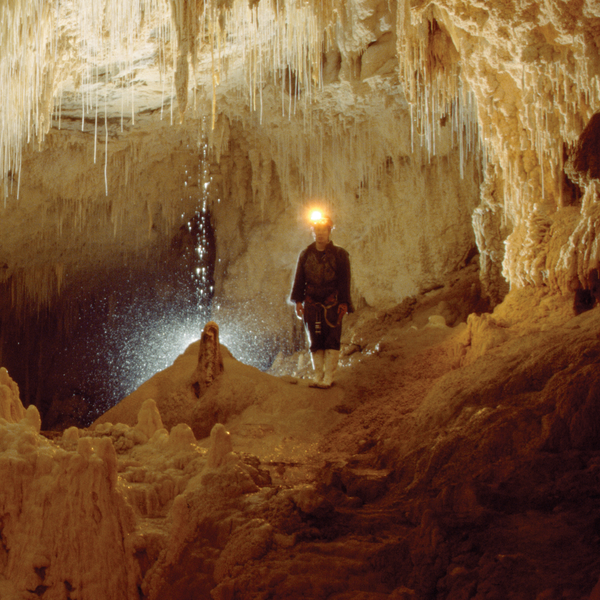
[0, 210, 217, 430]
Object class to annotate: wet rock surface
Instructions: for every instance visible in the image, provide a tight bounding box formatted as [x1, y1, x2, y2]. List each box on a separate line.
[4, 277, 600, 599]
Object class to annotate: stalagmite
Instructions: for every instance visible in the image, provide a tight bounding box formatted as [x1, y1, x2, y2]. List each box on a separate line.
[190, 320, 223, 398]
[0, 367, 26, 423]
[135, 398, 166, 440]
[205, 422, 233, 469]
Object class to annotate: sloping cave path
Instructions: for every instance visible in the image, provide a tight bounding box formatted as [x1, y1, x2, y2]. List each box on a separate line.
[171, 275, 600, 599]
[89, 267, 477, 600]
[45, 261, 600, 600]
[200, 289, 600, 600]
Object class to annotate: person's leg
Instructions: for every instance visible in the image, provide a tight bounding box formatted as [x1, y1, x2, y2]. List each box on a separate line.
[315, 305, 343, 388]
[309, 349, 325, 386]
[303, 302, 325, 384]
[319, 349, 339, 388]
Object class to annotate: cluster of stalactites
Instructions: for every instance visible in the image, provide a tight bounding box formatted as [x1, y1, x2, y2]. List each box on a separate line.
[0, 0, 54, 198]
[396, 9, 482, 180]
[396, 0, 600, 297]
[181, 0, 336, 126]
[0, 0, 174, 196]
[396, 0, 600, 223]
[0, 0, 342, 197]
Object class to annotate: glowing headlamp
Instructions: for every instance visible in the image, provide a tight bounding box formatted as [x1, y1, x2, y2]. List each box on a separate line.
[310, 210, 324, 223]
[309, 209, 333, 229]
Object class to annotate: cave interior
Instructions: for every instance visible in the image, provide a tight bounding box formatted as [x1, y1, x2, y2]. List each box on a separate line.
[1, 0, 600, 599]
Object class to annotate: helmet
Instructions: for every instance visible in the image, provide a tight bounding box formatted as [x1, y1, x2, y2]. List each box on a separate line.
[309, 210, 334, 230]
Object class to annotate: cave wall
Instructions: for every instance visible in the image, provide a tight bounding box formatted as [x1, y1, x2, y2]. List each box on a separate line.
[204, 109, 482, 366]
[396, 0, 600, 298]
[0, 0, 599, 420]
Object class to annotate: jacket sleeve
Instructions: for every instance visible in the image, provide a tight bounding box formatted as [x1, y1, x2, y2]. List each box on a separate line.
[290, 250, 307, 303]
[337, 248, 353, 311]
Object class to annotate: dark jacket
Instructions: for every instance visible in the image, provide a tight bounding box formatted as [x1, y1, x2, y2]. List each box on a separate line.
[290, 241, 353, 310]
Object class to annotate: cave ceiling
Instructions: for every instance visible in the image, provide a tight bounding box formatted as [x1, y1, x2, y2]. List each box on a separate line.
[0, 0, 599, 315]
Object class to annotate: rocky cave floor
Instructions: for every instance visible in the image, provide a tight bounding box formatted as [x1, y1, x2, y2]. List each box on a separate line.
[32, 263, 600, 600]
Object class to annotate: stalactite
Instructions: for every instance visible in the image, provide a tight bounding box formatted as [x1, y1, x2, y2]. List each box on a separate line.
[0, 0, 340, 196]
[396, 11, 481, 178]
[2, 0, 598, 312]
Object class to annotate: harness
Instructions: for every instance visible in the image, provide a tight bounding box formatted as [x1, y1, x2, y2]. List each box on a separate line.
[305, 292, 339, 332]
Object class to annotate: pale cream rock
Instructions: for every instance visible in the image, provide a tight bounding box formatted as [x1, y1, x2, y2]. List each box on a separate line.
[0, 368, 26, 424]
[0, 390, 210, 599]
[135, 398, 165, 440]
[0, 421, 139, 599]
[206, 423, 234, 469]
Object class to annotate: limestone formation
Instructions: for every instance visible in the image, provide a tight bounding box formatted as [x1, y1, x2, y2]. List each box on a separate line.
[135, 398, 166, 440]
[0, 368, 26, 424]
[0, 274, 600, 598]
[571, 112, 600, 184]
[191, 321, 224, 398]
[0, 0, 600, 598]
[205, 423, 233, 469]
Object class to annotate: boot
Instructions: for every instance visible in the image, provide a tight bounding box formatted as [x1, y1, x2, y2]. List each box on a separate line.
[317, 349, 339, 388]
[308, 350, 325, 387]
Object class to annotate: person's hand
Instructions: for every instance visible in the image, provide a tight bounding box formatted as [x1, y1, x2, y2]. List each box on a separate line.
[295, 302, 304, 319]
[337, 303, 348, 321]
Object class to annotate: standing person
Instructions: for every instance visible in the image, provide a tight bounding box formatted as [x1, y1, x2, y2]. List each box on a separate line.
[290, 211, 353, 388]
